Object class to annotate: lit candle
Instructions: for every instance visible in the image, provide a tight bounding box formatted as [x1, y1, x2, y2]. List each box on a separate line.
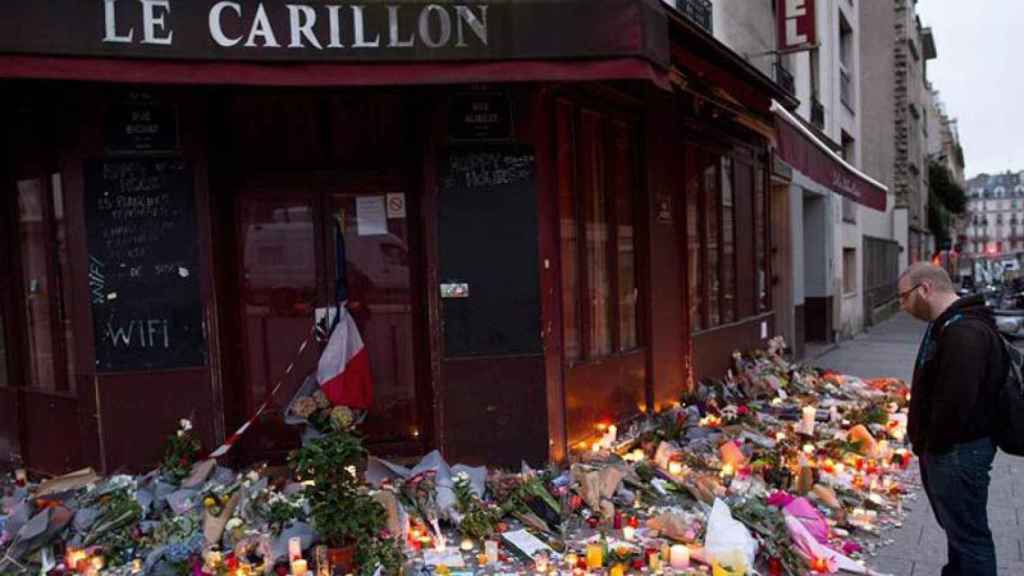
[668, 461, 683, 476]
[610, 564, 625, 576]
[586, 543, 604, 569]
[801, 406, 816, 436]
[591, 443, 601, 453]
[647, 550, 661, 572]
[289, 536, 303, 561]
[608, 425, 618, 444]
[565, 553, 579, 568]
[291, 559, 309, 576]
[812, 557, 830, 573]
[14, 468, 27, 486]
[485, 540, 499, 565]
[720, 463, 735, 479]
[131, 559, 143, 574]
[460, 538, 474, 552]
[623, 525, 636, 541]
[66, 549, 88, 571]
[802, 443, 815, 455]
[775, 431, 786, 442]
[669, 544, 690, 569]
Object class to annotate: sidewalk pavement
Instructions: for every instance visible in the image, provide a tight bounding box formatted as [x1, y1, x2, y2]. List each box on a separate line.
[811, 313, 1024, 576]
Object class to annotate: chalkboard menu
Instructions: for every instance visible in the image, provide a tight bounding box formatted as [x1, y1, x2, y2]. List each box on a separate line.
[439, 145, 541, 357]
[84, 158, 206, 372]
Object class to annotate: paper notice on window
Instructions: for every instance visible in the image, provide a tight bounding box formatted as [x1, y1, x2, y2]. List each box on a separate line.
[356, 195, 388, 236]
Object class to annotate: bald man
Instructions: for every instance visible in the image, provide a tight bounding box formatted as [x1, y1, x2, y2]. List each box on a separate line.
[899, 262, 1005, 576]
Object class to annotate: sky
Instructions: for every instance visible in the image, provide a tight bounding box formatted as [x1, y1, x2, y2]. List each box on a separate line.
[916, 1, 1021, 178]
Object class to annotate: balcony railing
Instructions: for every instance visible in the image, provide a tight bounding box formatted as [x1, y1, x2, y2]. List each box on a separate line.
[774, 61, 795, 95]
[811, 97, 825, 130]
[669, 0, 713, 33]
[840, 69, 854, 112]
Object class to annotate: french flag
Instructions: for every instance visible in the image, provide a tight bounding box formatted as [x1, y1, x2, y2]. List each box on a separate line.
[317, 306, 373, 410]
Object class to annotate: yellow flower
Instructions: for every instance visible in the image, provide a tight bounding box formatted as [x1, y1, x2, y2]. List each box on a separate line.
[203, 497, 217, 508]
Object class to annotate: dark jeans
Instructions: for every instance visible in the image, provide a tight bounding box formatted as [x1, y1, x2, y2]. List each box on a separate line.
[920, 437, 998, 576]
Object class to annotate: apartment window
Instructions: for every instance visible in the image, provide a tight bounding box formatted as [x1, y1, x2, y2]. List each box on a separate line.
[839, 15, 855, 112]
[843, 248, 857, 295]
[15, 173, 77, 392]
[557, 100, 642, 363]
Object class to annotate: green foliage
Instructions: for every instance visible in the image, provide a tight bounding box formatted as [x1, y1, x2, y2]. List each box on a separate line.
[161, 421, 201, 484]
[453, 474, 500, 541]
[289, 427, 404, 574]
[929, 161, 967, 215]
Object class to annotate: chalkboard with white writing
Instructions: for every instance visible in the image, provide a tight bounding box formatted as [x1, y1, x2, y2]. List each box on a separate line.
[84, 158, 206, 372]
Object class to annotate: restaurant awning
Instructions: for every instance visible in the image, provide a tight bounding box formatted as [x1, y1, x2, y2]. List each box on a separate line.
[0, 0, 670, 89]
[772, 100, 888, 211]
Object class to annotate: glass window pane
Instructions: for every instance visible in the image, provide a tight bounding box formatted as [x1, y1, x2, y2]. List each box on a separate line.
[704, 157, 720, 328]
[581, 111, 611, 357]
[611, 121, 638, 351]
[52, 174, 77, 382]
[17, 178, 56, 391]
[686, 149, 702, 332]
[720, 157, 736, 324]
[557, 101, 580, 362]
[754, 164, 769, 312]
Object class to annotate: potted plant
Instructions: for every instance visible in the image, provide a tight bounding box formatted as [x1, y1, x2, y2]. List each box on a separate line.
[289, 405, 402, 575]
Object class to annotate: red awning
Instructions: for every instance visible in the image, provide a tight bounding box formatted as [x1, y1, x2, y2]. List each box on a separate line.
[0, 54, 669, 89]
[772, 101, 887, 211]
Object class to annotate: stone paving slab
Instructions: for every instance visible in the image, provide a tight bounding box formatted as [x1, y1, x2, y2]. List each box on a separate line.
[812, 313, 1024, 575]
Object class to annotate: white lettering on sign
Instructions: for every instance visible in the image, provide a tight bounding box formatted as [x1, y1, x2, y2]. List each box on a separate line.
[209, 1, 242, 47]
[785, 0, 808, 46]
[107, 318, 171, 348]
[106, 2, 489, 51]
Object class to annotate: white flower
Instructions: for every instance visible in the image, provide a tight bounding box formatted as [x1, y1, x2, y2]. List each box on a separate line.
[246, 471, 260, 483]
[179, 419, 193, 432]
[225, 518, 243, 531]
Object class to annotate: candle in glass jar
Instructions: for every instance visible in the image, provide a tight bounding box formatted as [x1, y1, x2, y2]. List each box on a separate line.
[801, 406, 816, 435]
[670, 544, 690, 569]
[565, 553, 578, 568]
[622, 525, 636, 541]
[460, 538, 474, 552]
[610, 564, 625, 576]
[668, 461, 683, 476]
[586, 543, 604, 569]
[289, 536, 303, 561]
[291, 559, 309, 576]
[485, 540, 499, 565]
[647, 550, 662, 572]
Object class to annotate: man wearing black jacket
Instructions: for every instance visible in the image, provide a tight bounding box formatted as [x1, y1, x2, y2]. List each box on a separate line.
[900, 262, 1004, 576]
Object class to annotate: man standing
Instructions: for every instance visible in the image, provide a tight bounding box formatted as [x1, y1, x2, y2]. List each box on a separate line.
[899, 262, 1004, 576]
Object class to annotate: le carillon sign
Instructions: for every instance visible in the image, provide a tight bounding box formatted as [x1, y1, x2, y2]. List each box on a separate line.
[0, 0, 669, 65]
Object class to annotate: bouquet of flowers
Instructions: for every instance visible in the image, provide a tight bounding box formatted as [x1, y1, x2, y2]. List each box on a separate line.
[161, 419, 201, 484]
[401, 471, 441, 537]
[452, 472, 500, 541]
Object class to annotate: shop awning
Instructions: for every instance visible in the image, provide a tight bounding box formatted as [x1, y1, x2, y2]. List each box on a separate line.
[0, 0, 670, 89]
[772, 100, 888, 211]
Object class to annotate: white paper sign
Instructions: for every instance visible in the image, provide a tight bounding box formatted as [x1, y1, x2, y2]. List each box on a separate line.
[386, 193, 406, 219]
[501, 529, 554, 559]
[356, 196, 388, 236]
[422, 547, 466, 568]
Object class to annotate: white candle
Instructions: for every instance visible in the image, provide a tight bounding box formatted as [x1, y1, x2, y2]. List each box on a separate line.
[291, 559, 309, 576]
[670, 544, 690, 569]
[801, 406, 816, 436]
[288, 536, 302, 561]
[485, 540, 499, 565]
[622, 525, 636, 541]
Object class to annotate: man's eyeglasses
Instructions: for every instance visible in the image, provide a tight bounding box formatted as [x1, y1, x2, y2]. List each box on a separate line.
[898, 283, 923, 300]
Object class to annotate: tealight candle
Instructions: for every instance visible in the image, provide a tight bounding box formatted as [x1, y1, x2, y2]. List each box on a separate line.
[289, 536, 303, 561]
[803, 443, 815, 455]
[720, 463, 735, 479]
[131, 559, 143, 574]
[586, 543, 604, 569]
[291, 559, 309, 576]
[565, 553, 579, 568]
[534, 551, 550, 573]
[668, 461, 683, 476]
[460, 538, 474, 552]
[669, 544, 690, 569]
[775, 431, 786, 442]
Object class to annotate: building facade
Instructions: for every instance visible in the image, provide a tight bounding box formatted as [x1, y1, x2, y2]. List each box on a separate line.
[966, 172, 1024, 259]
[1, 0, 805, 474]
